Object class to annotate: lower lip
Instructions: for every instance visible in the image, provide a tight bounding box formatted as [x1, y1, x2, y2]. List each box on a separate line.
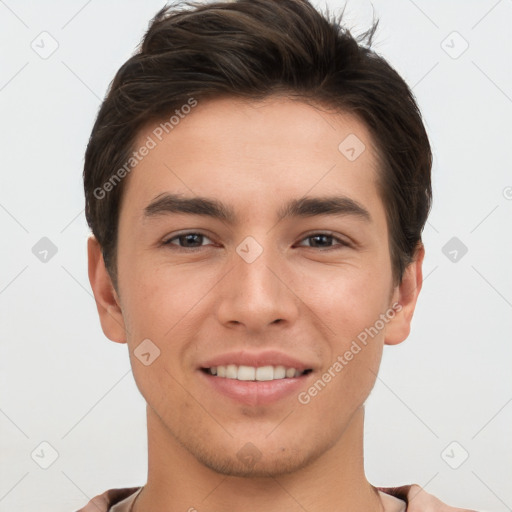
[199, 370, 311, 406]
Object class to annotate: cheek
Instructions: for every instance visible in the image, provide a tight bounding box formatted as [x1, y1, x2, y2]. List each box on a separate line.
[322, 267, 391, 406]
[296, 338, 383, 433]
[123, 271, 199, 406]
[308, 264, 393, 341]
[119, 259, 206, 338]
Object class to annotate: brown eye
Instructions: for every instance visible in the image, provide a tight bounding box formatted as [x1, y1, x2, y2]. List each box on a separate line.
[163, 232, 213, 249]
[308, 234, 334, 248]
[298, 233, 349, 250]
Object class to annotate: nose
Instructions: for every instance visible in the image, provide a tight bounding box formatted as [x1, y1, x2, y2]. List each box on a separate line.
[215, 244, 300, 334]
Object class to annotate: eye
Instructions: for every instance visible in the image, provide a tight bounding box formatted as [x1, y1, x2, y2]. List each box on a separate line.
[297, 232, 350, 250]
[162, 232, 214, 249]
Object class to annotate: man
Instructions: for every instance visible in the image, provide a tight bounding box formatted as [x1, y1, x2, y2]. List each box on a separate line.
[79, 0, 477, 510]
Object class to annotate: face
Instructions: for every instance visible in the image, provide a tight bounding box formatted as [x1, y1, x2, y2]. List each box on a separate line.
[92, 96, 420, 477]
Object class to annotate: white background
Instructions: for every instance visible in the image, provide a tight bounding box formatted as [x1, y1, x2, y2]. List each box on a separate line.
[0, 1, 511, 511]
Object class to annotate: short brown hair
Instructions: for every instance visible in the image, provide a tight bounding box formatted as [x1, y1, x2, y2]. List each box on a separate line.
[83, 0, 432, 289]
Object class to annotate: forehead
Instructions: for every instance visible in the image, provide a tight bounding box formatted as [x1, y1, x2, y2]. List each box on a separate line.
[122, 96, 384, 225]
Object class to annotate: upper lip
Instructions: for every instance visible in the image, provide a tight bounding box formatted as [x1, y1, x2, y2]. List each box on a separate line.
[199, 350, 314, 371]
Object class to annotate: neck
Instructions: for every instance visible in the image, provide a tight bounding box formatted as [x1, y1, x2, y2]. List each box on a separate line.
[134, 406, 383, 512]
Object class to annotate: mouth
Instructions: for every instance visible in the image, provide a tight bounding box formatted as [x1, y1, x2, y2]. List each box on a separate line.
[199, 364, 314, 406]
[198, 351, 316, 405]
[201, 365, 313, 381]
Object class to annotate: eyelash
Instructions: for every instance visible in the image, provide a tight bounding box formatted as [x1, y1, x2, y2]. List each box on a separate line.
[162, 231, 351, 251]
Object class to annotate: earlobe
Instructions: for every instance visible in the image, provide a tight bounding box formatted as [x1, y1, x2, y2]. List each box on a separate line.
[384, 243, 425, 346]
[87, 236, 127, 344]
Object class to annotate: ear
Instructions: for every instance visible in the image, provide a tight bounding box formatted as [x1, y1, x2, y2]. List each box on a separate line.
[87, 235, 127, 344]
[385, 243, 425, 346]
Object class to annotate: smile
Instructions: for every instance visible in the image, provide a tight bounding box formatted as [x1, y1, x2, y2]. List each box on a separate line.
[203, 365, 313, 381]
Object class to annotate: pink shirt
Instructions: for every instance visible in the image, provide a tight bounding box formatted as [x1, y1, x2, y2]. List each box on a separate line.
[76, 484, 478, 511]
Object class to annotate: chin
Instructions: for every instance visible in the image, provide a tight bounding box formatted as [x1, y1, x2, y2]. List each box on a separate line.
[181, 433, 330, 479]
[196, 449, 313, 478]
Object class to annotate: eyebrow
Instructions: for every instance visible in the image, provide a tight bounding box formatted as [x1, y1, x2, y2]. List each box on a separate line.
[144, 193, 371, 223]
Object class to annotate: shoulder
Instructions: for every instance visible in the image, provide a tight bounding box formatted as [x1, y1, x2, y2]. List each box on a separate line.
[379, 483, 479, 512]
[76, 487, 142, 512]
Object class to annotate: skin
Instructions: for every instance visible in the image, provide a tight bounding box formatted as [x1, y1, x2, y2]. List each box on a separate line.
[88, 96, 424, 512]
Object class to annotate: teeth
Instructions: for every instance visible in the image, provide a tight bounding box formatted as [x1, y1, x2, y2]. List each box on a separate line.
[273, 366, 286, 379]
[286, 367, 296, 378]
[255, 366, 273, 381]
[207, 364, 307, 381]
[226, 364, 238, 379]
[238, 365, 256, 381]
